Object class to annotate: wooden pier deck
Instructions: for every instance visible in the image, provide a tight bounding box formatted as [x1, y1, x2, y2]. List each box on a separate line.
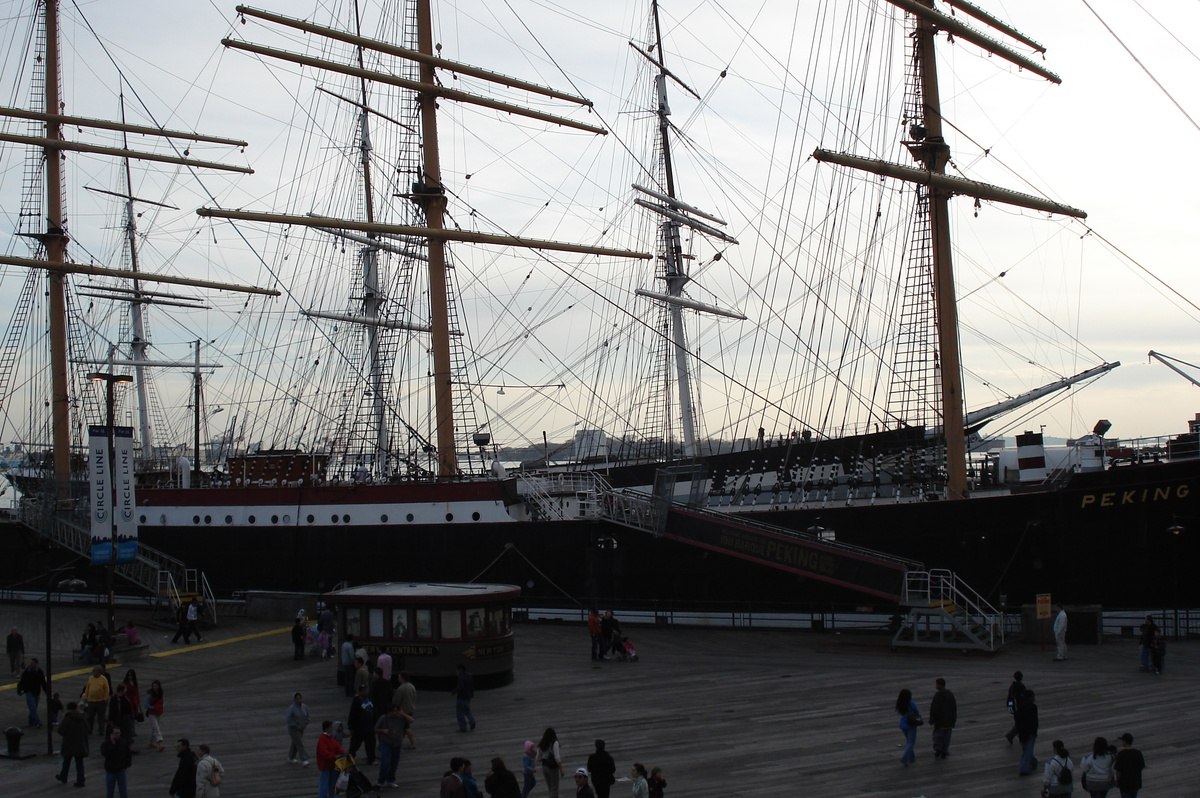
[1, 605, 1196, 797]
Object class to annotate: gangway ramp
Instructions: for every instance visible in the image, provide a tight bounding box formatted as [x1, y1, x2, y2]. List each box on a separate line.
[602, 488, 922, 601]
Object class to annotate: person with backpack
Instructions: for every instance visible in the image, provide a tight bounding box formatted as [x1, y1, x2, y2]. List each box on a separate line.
[537, 728, 564, 798]
[1042, 740, 1074, 796]
[195, 743, 223, 797]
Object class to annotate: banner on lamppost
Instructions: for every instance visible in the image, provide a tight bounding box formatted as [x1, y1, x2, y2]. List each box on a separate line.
[114, 426, 138, 564]
[88, 425, 113, 566]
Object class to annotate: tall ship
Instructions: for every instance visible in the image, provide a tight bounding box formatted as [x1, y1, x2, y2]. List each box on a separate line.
[2, 0, 1197, 609]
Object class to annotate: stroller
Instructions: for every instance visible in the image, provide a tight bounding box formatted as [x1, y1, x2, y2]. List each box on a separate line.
[612, 634, 639, 662]
[335, 754, 379, 797]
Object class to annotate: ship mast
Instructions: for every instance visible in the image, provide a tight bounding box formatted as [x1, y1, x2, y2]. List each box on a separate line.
[812, 0, 1085, 500]
[414, 0, 456, 478]
[630, 0, 742, 461]
[0, 0, 271, 493]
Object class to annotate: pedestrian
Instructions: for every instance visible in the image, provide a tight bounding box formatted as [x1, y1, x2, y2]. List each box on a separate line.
[170, 739, 198, 798]
[17, 656, 48, 727]
[442, 757, 469, 798]
[48, 691, 63, 726]
[1053, 604, 1068, 661]
[373, 703, 412, 789]
[55, 701, 89, 787]
[894, 688, 920, 766]
[537, 727, 564, 798]
[100, 726, 133, 798]
[587, 611, 602, 661]
[120, 620, 140, 646]
[600, 611, 622, 661]
[371, 666, 393, 712]
[1004, 670, 1028, 744]
[453, 663, 476, 732]
[195, 743, 223, 798]
[929, 677, 957, 758]
[108, 682, 138, 751]
[395, 670, 417, 748]
[461, 758, 480, 798]
[286, 691, 311, 766]
[575, 768, 596, 798]
[96, 625, 113, 664]
[1080, 736, 1117, 797]
[145, 680, 166, 750]
[647, 767, 666, 798]
[586, 739, 616, 798]
[185, 598, 204, 642]
[1042, 740, 1074, 796]
[6, 626, 23, 674]
[82, 664, 111, 734]
[486, 756, 522, 798]
[1113, 733, 1146, 798]
[1149, 630, 1166, 675]
[291, 618, 306, 661]
[629, 764, 648, 798]
[1137, 615, 1158, 671]
[340, 634, 356, 697]
[316, 720, 345, 798]
[1016, 690, 1039, 776]
[171, 603, 190, 644]
[80, 623, 98, 663]
[348, 683, 377, 765]
[376, 649, 393, 682]
[353, 656, 370, 694]
[521, 741, 538, 798]
[121, 669, 142, 734]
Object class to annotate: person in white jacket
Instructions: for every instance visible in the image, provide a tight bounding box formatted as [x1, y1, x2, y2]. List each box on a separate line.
[1052, 605, 1068, 661]
[195, 743, 223, 798]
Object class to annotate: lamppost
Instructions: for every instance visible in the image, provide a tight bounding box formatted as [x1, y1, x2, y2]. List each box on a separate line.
[86, 370, 132, 634]
[44, 565, 86, 755]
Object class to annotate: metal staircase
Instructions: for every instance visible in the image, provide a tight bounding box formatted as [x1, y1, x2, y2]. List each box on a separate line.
[18, 500, 218, 622]
[892, 568, 1007, 652]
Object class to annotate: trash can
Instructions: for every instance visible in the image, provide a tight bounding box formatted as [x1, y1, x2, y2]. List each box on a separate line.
[4, 726, 22, 756]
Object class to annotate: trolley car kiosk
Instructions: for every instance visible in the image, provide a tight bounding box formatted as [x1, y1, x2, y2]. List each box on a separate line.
[322, 582, 520, 687]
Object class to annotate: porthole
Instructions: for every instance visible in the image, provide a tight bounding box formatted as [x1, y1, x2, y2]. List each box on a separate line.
[283, 515, 291, 524]
[225, 515, 233, 524]
[471, 512, 481, 521]
[380, 514, 389, 523]
[406, 513, 414, 522]
[445, 513, 454, 522]
[203, 515, 212, 525]
[306, 514, 315, 524]
[343, 514, 350, 523]
[192, 515, 200, 525]
[331, 514, 339, 524]
[248, 515, 256, 524]
[271, 515, 279, 524]
[138, 515, 146, 524]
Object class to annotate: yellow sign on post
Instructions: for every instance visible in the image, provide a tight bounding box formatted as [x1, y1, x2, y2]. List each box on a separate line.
[1036, 593, 1052, 619]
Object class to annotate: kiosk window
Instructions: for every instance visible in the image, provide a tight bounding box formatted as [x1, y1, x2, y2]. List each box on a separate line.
[344, 607, 362, 638]
[368, 608, 384, 638]
[414, 609, 433, 639]
[440, 609, 462, 640]
[487, 607, 505, 635]
[392, 609, 409, 639]
[466, 609, 485, 637]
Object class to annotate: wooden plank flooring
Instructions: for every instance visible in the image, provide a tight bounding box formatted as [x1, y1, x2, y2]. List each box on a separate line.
[1, 604, 1196, 797]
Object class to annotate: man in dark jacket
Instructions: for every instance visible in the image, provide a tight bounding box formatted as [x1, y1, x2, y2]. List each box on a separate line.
[586, 740, 617, 798]
[100, 727, 133, 798]
[929, 677, 958, 758]
[1005, 670, 1028, 744]
[291, 618, 307, 660]
[484, 757, 521, 798]
[1016, 690, 1039, 776]
[348, 684, 377, 765]
[452, 664, 475, 732]
[17, 657, 48, 727]
[55, 702, 90, 787]
[170, 738, 198, 798]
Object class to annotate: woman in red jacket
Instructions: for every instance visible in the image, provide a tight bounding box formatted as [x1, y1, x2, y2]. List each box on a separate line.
[316, 720, 346, 798]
